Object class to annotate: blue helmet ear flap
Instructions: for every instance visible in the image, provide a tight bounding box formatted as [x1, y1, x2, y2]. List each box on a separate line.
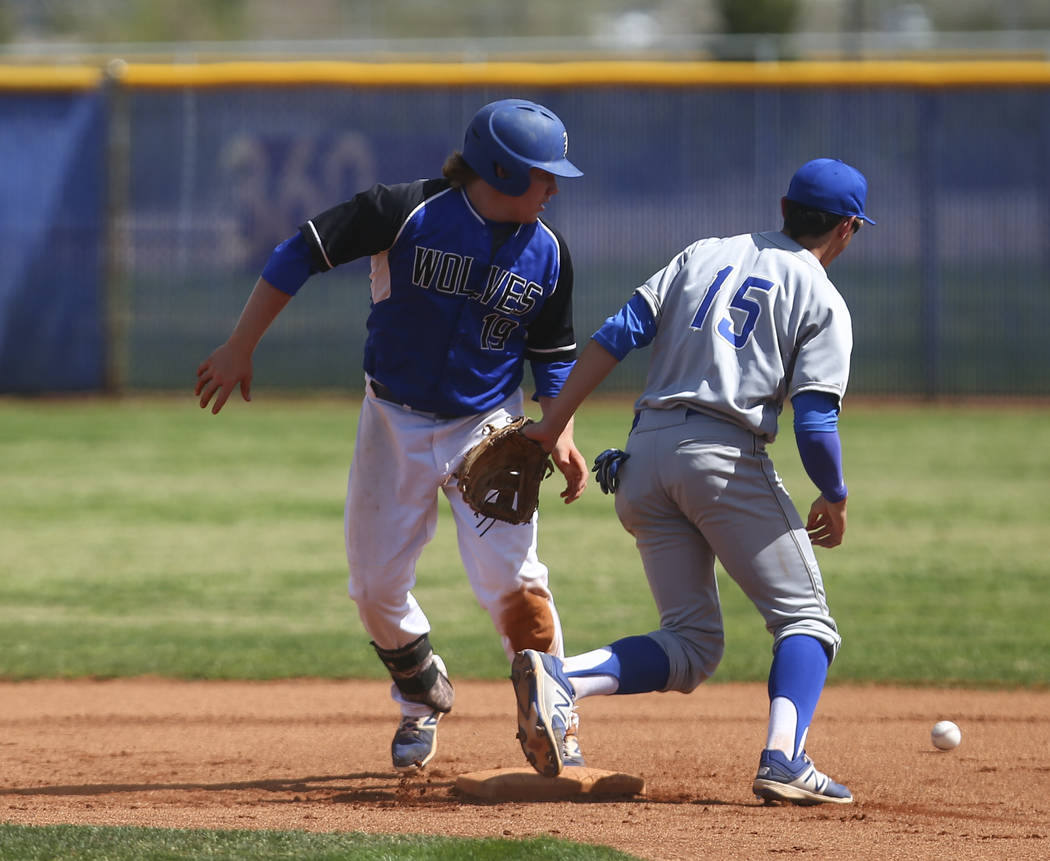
[462, 99, 582, 197]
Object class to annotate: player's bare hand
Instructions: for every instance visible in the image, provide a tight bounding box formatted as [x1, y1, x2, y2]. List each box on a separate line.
[195, 343, 253, 415]
[522, 418, 558, 452]
[551, 439, 588, 503]
[806, 496, 847, 548]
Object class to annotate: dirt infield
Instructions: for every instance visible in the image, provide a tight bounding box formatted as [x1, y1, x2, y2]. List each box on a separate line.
[2, 679, 1048, 860]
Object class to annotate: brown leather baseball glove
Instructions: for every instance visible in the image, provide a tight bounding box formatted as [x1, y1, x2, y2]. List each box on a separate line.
[456, 416, 554, 527]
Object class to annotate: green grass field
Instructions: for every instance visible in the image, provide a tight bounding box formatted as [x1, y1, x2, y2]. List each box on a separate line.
[0, 825, 638, 861]
[2, 394, 1048, 859]
[2, 394, 1047, 685]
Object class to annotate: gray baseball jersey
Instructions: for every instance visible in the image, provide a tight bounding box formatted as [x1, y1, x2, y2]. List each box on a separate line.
[630, 230, 852, 441]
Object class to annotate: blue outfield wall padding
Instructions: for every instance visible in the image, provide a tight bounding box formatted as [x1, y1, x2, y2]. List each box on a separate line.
[0, 90, 107, 392]
[1, 65, 1050, 395]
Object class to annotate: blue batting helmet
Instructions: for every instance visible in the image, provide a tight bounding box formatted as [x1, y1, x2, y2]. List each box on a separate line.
[462, 99, 583, 197]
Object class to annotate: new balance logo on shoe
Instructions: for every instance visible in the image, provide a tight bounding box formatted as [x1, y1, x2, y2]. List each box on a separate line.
[510, 649, 579, 778]
[752, 749, 852, 806]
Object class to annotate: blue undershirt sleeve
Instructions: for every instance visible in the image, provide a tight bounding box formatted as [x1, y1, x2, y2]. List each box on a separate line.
[591, 292, 657, 360]
[792, 391, 848, 503]
[531, 359, 574, 401]
[260, 232, 316, 297]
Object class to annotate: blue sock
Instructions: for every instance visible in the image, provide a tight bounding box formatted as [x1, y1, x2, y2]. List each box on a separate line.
[768, 635, 830, 758]
[609, 635, 670, 695]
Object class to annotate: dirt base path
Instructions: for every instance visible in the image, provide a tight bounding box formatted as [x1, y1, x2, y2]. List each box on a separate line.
[2, 679, 1048, 860]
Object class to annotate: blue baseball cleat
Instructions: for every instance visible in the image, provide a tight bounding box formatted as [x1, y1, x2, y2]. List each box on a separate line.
[511, 650, 578, 777]
[752, 749, 853, 805]
[391, 711, 442, 772]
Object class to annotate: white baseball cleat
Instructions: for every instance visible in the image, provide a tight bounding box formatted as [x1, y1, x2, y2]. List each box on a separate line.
[752, 749, 853, 805]
[561, 725, 586, 768]
[510, 649, 577, 777]
[391, 711, 441, 772]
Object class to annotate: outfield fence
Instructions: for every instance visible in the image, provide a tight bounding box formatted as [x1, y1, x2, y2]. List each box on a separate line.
[3, 60, 1050, 397]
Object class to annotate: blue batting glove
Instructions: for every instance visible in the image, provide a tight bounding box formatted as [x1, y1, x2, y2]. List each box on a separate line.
[592, 448, 630, 494]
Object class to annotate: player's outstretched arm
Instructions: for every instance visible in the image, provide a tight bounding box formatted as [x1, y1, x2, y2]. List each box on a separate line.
[806, 496, 847, 548]
[195, 278, 292, 414]
[527, 340, 621, 449]
[535, 408, 588, 503]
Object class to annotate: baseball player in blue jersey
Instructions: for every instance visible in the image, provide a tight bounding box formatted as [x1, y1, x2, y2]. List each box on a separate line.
[511, 158, 873, 805]
[195, 99, 588, 774]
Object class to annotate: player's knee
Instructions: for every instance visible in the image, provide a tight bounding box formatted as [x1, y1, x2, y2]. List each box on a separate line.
[347, 565, 391, 604]
[679, 644, 724, 692]
[347, 571, 366, 602]
[499, 585, 557, 653]
[659, 631, 724, 692]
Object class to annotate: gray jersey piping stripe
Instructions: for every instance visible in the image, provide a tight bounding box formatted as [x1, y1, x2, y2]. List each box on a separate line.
[305, 220, 334, 271]
[392, 186, 456, 247]
[535, 219, 562, 297]
[459, 187, 487, 226]
[529, 343, 577, 355]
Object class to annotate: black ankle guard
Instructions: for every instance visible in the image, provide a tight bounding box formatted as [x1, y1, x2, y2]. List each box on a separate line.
[372, 633, 454, 713]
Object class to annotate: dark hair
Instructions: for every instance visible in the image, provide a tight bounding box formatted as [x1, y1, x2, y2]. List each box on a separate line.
[442, 151, 479, 188]
[782, 199, 851, 240]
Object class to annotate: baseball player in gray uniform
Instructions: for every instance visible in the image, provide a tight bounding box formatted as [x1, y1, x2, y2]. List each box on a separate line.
[196, 99, 588, 774]
[510, 158, 873, 804]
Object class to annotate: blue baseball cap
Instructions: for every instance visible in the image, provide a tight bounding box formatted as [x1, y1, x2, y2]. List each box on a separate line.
[786, 158, 876, 225]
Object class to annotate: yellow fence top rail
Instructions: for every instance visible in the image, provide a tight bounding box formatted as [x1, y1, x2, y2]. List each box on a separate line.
[4, 60, 1050, 90]
[0, 64, 102, 90]
[111, 59, 1050, 88]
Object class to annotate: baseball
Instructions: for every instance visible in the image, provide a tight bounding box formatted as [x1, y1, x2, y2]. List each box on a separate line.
[931, 720, 961, 750]
[105, 58, 128, 80]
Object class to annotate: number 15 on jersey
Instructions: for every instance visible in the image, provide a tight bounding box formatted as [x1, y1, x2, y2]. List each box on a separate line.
[690, 265, 775, 349]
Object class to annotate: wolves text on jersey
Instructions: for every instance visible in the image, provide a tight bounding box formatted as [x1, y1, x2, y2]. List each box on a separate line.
[411, 246, 545, 316]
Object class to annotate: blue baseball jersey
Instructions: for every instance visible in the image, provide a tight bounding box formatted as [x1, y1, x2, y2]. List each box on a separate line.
[299, 178, 577, 416]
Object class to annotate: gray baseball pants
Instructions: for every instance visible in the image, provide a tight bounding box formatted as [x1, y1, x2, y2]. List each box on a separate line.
[614, 406, 841, 693]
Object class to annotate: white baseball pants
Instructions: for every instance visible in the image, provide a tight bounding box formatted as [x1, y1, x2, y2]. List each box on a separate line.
[345, 381, 565, 687]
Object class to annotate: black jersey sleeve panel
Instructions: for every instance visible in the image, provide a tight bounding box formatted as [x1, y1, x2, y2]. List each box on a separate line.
[524, 226, 577, 363]
[298, 178, 450, 272]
